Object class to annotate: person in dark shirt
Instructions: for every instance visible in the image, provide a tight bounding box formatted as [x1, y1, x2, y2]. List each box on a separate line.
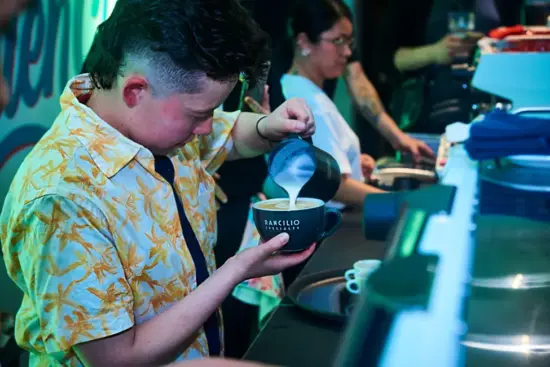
[377, 0, 522, 134]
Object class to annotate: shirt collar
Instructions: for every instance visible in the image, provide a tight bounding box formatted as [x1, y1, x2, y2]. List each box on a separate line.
[60, 74, 149, 178]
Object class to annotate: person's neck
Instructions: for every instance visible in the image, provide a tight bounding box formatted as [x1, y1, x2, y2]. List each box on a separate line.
[86, 90, 130, 137]
[288, 59, 325, 89]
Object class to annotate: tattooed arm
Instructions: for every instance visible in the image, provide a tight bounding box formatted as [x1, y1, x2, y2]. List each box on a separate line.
[343, 61, 434, 160]
[343, 61, 384, 121]
[343, 61, 401, 143]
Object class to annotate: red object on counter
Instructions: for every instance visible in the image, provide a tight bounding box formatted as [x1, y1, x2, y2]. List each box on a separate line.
[489, 25, 526, 40]
[489, 25, 550, 40]
[488, 25, 550, 52]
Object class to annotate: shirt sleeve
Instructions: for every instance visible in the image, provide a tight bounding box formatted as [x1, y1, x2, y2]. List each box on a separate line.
[308, 96, 353, 176]
[11, 194, 134, 353]
[198, 109, 240, 174]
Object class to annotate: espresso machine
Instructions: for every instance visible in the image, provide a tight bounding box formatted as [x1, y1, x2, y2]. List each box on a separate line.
[335, 28, 550, 367]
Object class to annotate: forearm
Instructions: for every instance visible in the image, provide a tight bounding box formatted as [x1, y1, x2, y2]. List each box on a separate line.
[344, 63, 405, 146]
[130, 263, 241, 363]
[76, 261, 243, 366]
[334, 176, 385, 208]
[345, 62, 385, 124]
[393, 44, 437, 72]
[228, 112, 272, 160]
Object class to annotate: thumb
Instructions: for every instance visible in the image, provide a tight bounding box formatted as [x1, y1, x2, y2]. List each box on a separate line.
[261, 232, 290, 254]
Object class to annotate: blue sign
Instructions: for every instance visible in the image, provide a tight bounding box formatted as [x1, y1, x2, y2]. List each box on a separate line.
[0, 0, 115, 207]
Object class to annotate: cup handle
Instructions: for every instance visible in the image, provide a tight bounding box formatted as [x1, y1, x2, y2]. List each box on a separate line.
[319, 208, 342, 241]
[344, 269, 356, 282]
[346, 280, 360, 294]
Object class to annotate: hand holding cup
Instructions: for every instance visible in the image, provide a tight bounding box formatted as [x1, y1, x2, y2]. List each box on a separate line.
[231, 232, 317, 281]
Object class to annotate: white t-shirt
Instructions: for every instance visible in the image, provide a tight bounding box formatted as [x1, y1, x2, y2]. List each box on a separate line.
[281, 74, 364, 208]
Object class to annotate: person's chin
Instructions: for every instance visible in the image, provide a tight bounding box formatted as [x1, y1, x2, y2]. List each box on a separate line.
[171, 135, 195, 151]
[153, 141, 190, 155]
[329, 69, 345, 79]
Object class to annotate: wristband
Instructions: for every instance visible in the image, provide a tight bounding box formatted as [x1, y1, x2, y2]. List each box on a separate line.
[255, 116, 270, 140]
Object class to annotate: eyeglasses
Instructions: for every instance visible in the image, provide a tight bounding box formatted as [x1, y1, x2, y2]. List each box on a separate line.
[320, 36, 355, 50]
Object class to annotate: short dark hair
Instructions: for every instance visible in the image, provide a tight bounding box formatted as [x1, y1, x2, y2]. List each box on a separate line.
[290, 0, 352, 43]
[82, 0, 270, 94]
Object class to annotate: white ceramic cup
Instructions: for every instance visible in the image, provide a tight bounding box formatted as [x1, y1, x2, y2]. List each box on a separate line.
[345, 259, 382, 294]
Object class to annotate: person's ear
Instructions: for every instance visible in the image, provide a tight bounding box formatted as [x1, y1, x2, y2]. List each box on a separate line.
[122, 76, 150, 107]
[297, 32, 313, 56]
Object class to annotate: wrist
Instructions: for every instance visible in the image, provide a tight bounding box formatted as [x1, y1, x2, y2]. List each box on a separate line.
[427, 43, 442, 64]
[221, 255, 250, 284]
[256, 115, 282, 147]
[255, 115, 270, 140]
[377, 112, 404, 146]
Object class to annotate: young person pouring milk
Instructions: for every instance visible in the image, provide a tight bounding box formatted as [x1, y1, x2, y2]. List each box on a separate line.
[231, 0, 390, 333]
[251, 0, 387, 209]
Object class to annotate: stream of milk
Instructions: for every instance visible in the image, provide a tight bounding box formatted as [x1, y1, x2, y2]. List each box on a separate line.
[272, 153, 316, 210]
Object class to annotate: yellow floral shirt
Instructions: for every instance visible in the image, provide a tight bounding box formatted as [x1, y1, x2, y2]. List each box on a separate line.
[0, 74, 238, 366]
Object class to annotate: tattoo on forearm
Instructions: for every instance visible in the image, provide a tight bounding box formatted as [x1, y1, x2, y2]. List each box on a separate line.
[345, 69, 385, 125]
[357, 84, 384, 124]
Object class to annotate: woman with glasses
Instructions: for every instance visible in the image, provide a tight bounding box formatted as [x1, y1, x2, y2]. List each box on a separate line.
[246, 0, 434, 162]
[280, 0, 385, 208]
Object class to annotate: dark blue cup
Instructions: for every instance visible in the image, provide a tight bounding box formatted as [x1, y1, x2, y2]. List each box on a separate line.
[252, 198, 342, 253]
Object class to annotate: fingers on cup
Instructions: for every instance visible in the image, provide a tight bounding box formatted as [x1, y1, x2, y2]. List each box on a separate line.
[279, 242, 316, 267]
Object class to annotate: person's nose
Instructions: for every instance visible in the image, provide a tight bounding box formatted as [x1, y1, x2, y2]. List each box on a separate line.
[342, 43, 352, 58]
